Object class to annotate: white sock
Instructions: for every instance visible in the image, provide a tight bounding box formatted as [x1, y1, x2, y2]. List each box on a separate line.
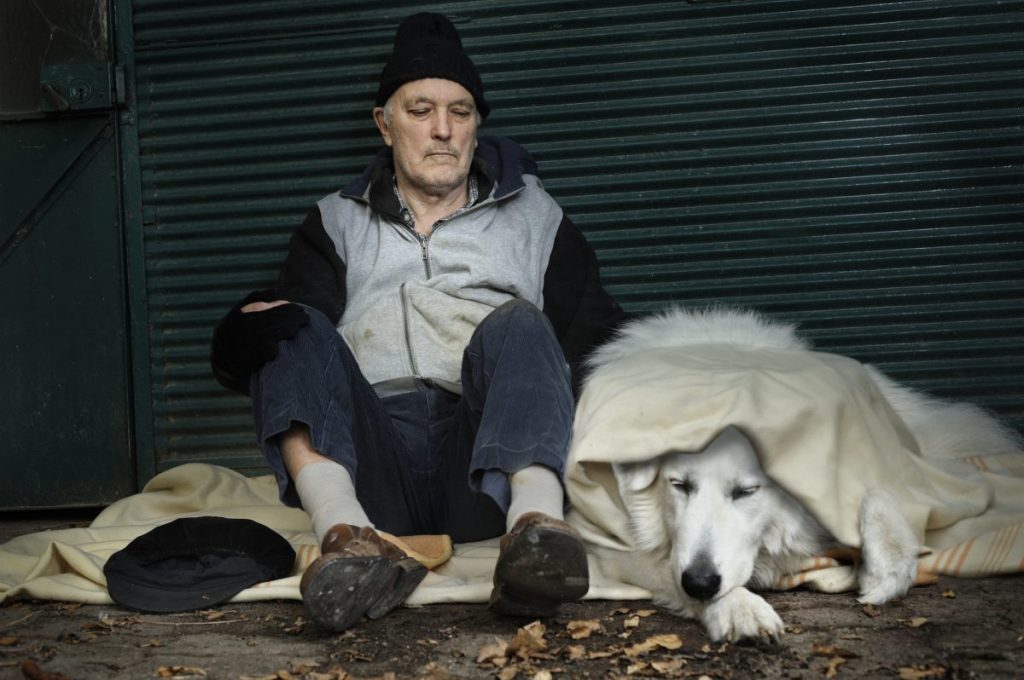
[294, 461, 373, 543]
[506, 465, 565, 531]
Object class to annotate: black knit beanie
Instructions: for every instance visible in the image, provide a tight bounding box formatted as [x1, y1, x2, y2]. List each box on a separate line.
[375, 13, 489, 120]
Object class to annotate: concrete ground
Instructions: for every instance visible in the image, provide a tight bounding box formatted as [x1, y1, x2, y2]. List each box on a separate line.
[2, 514, 1022, 680]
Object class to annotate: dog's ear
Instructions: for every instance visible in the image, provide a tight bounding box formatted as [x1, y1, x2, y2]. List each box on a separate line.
[612, 458, 668, 553]
[613, 459, 660, 493]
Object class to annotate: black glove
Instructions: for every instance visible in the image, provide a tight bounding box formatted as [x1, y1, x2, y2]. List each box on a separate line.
[211, 289, 310, 393]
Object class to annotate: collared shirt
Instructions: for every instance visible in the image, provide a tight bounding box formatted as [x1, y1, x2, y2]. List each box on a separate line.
[393, 173, 479, 231]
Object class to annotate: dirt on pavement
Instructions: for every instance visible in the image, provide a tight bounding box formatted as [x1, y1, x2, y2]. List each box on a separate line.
[2, 576, 1022, 679]
[2, 513, 1022, 679]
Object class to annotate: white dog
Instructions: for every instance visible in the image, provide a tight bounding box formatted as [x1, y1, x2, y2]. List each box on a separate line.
[584, 308, 1022, 642]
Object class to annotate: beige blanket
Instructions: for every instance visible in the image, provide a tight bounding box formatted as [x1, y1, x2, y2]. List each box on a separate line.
[0, 463, 646, 607]
[2, 346, 1022, 606]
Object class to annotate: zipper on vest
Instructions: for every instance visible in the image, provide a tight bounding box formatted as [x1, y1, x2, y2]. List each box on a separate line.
[417, 233, 432, 279]
[398, 282, 421, 379]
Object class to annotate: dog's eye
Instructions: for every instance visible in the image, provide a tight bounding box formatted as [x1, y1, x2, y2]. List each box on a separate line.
[730, 484, 760, 500]
[670, 478, 695, 494]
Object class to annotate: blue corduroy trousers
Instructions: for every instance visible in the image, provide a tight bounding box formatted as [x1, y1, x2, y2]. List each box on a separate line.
[250, 299, 574, 542]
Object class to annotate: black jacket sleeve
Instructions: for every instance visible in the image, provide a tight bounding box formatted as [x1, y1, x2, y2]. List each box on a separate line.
[542, 215, 629, 397]
[210, 207, 348, 394]
[276, 208, 348, 324]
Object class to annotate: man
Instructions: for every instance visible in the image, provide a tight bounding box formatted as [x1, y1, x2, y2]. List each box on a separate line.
[211, 12, 625, 632]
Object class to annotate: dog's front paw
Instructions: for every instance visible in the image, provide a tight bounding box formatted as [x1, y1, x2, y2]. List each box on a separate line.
[702, 587, 783, 642]
[858, 559, 917, 605]
[857, 489, 918, 605]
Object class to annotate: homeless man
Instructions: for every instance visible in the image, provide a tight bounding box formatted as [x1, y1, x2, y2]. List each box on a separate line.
[210, 12, 626, 632]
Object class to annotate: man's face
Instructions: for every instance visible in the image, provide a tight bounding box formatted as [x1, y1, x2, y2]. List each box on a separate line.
[374, 78, 479, 199]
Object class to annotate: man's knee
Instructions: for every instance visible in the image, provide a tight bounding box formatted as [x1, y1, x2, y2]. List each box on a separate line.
[297, 304, 338, 336]
[276, 305, 341, 355]
[257, 305, 352, 380]
[477, 299, 552, 338]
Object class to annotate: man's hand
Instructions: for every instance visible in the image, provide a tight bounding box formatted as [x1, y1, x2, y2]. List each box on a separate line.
[212, 291, 311, 386]
[242, 299, 291, 314]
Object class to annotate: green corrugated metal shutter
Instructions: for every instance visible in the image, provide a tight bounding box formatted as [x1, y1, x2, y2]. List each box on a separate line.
[127, 0, 1023, 479]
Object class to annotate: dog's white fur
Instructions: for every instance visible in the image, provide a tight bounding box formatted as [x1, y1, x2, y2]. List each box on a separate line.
[585, 307, 1022, 642]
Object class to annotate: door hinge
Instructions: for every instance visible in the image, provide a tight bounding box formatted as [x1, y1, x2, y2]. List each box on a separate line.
[39, 62, 115, 113]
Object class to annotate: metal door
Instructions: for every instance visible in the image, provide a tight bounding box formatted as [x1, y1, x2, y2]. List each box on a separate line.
[0, 0, 134, 507]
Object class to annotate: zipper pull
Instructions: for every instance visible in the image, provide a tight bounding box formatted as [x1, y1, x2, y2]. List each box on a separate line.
[418, 234, 431, 278]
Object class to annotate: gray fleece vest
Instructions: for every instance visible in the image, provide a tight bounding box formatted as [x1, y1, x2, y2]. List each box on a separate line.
[317, 174, 562, 395]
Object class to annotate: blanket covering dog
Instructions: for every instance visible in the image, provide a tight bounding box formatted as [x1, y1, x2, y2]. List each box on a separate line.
[568, 343, 1024, 592]
[2, 345, 1023, 606]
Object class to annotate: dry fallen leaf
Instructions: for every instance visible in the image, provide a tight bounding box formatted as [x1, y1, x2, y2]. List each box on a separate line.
[20, 659, 73, 680]
[508, 620, 548, 661]
[531, 672, 553, 680]
[626, 661, 649, 675]
[632, 609, 657, 618]
[905, 617, 928, 628]
[283, 616, 306, 634]
[811, 643, 858, 659]
[202, 611, 225, 621]
[823, 656, 847, 678]
[140, 639, 164, 648]
[0, 636, 17, 646]
[623, 615, 641, 630]
[942, 589, 956, 599]
[476, 637, 510, 667]
[587, 649, 616, 659]
[651, 658, 686, 675]
[564, 644, 586, 661]
[898, 665, 948, 680]
[625, 634, 685, 658]
[567, 619, 604, 640]
[862, 604, 882, 618]
[523, 620, 547, 639]
[496, 667, 518, 680]
[651, 633, 683, 650]
[290, 660, 321, 674]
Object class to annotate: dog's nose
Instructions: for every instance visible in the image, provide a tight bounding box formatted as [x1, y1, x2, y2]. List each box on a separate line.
[681, 562, 721, 601]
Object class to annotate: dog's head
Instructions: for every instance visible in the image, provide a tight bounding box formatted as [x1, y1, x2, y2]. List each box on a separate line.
[613, 426, 783, 602]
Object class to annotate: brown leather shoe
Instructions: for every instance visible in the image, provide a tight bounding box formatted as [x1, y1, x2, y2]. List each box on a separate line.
[489, 512, 590, 618]
[301, 525, 427, 632]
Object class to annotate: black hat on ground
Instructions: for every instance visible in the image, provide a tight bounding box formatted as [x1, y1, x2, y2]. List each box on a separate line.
[375, 12, 489, 119]
[103, 517, 296, 613]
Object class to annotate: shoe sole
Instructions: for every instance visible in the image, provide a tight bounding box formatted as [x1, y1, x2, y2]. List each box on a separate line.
[366, 558, 428, 619]
[302, 555, 394, 632]
[489, 525, 589, 617]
